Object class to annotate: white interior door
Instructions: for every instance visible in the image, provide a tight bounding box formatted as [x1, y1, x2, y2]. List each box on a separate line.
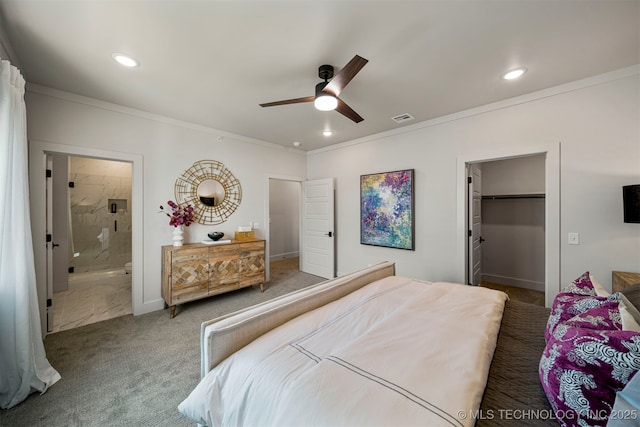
[45, 155, 54, 332]
[301, 178, 335, 279]
[468, 164, 483, 286]
[51, 154, 69, 293]
[45, 155, 70, 333]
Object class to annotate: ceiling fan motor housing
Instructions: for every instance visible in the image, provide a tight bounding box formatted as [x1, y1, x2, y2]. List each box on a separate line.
[315, 82, 329, 97]
[318, 64, 334, 81]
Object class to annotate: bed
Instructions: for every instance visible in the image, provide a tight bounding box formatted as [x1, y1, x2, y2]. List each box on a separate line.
[178, 262, 640, 427]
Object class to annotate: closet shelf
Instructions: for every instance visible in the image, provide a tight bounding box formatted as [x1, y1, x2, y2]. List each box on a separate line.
[482, 193, 545, 200]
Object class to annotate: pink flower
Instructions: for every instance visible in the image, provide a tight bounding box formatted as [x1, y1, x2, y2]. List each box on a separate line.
[159, 200, 195, 227]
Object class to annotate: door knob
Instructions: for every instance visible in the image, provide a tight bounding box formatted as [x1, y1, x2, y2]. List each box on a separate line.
[479, 237, 485, 243]
[325, 231, 333, 237]
[52, 242, 60, 248]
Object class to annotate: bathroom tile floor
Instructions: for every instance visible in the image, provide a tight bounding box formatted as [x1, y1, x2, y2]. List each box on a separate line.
[51, 268, 132, 333]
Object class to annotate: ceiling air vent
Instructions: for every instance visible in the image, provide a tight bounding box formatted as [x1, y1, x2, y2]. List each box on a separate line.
[391, 113, 415, 124]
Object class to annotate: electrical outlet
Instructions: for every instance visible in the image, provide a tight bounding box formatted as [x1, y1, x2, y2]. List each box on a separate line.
[568, 232, 580, 245]
[253, 222, 259, 229]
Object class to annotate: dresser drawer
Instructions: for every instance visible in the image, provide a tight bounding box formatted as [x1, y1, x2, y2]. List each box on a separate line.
[170, 247, 209, 289]
[171, 283, 209, 304]
[209, 257, 239, 287]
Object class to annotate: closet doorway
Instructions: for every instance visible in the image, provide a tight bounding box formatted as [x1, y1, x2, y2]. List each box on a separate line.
[469, 154, 546, 306]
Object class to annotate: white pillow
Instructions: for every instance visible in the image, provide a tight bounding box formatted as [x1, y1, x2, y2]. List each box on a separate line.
[589, 273, 640, 331]
[619, 293, 640, 332]
[589, 273, 610, 297]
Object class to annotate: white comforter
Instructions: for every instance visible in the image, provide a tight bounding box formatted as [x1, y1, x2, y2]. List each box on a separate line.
[179, 276, 507, 427]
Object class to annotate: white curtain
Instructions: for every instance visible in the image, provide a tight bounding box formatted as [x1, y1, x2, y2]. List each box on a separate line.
[0, 59, 60, 409]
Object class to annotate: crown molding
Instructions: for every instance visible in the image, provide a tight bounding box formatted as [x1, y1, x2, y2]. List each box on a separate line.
[25, 83, 306, 156]
[309, 65, 640, 155]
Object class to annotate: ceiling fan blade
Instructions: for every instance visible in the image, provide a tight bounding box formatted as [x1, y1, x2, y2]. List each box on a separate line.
[336, 97, 364, 123]
[259, 96, 314, 107]
[322, 55, 368, 97]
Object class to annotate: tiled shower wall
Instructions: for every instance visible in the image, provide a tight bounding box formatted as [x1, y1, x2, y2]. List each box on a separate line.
[68, 157, 132, 273]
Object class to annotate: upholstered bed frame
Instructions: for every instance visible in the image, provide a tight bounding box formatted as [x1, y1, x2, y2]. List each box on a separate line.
[196, 261, 640, 427]
[200, 261, 396, 378]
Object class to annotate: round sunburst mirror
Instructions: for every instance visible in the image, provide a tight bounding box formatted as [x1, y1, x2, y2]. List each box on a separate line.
[174, 160, 242, 225]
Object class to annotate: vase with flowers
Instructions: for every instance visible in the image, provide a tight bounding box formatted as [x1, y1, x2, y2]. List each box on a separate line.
[160, 200, 195, 246]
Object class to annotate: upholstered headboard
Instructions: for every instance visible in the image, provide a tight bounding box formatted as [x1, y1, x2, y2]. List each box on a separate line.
[199, 261, 396, 377]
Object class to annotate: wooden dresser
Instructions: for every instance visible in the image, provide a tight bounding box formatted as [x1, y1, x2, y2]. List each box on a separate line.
[162, 240, 265, 318]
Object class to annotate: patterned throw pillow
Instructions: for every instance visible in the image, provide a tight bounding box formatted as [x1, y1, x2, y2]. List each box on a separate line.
[540, 272, 640, 426]
[567, 271, 598, 296]
[539, 321, 640, 427]
[551, 299, 623, 338]
[545, 273, 626, 342]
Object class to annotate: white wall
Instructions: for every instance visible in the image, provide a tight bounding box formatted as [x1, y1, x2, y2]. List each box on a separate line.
[482, 155, 545, 196]
[308, 68, 640, 296]
[482, 197, 545, 290]
[269, 179, 300, 261]
[26, 87, 307, 330]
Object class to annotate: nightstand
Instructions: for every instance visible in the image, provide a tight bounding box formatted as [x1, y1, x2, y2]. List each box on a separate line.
[612, 271, 640, 293]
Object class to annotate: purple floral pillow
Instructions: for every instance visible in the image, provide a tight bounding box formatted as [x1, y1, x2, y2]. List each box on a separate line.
[539, 323, 640, 426]
[552, 300, 623, 337]
[545, 294, 623, 342]
[545, 272, 619, 342]
[540, 272, 640, 425]
[567, 271, 598, 296]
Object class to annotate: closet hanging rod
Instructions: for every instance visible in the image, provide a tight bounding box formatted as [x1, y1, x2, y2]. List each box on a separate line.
[482, 194, 545, 200]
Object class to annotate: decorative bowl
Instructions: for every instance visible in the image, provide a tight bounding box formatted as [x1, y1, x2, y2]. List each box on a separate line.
[207, 232, 224, 241]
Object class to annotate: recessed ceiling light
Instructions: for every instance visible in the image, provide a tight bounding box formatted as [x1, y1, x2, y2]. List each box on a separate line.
[112, 53, 139, 68]
[322, 130, 333, 137]
[292, 141, 301, 147]
[501, 67, 527, 80]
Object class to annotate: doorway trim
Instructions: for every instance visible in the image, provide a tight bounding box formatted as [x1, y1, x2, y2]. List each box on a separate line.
[456, 142, 561, 307]
[29, 139, 144, 335]
[263, 173, 306, 282]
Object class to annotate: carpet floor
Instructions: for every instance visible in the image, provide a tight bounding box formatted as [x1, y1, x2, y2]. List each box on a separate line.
[481, 281, 546, 307]
[1, 258, 324, 427]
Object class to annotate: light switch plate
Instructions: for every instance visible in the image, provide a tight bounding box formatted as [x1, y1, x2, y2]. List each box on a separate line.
[568, 232, 580, 245]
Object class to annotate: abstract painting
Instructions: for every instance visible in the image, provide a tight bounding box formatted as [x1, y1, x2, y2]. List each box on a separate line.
[360, 169, 415, 250]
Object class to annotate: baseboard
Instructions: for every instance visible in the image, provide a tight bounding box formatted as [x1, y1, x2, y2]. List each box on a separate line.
[133, 298, 166, 316]
[270, 251, 299, 262]
[481, 274, 545, 292]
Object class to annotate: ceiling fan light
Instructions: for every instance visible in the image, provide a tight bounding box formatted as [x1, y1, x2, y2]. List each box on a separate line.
[314, 94, 338, 111]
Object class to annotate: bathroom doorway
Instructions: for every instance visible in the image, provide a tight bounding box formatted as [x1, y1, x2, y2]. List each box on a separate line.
[48, 155, 133, 332]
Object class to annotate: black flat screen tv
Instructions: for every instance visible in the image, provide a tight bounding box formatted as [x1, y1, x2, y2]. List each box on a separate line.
[623, 184, 640, 223]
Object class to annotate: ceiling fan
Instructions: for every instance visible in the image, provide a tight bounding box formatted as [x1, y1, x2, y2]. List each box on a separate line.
[259, 55, 369, 123]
